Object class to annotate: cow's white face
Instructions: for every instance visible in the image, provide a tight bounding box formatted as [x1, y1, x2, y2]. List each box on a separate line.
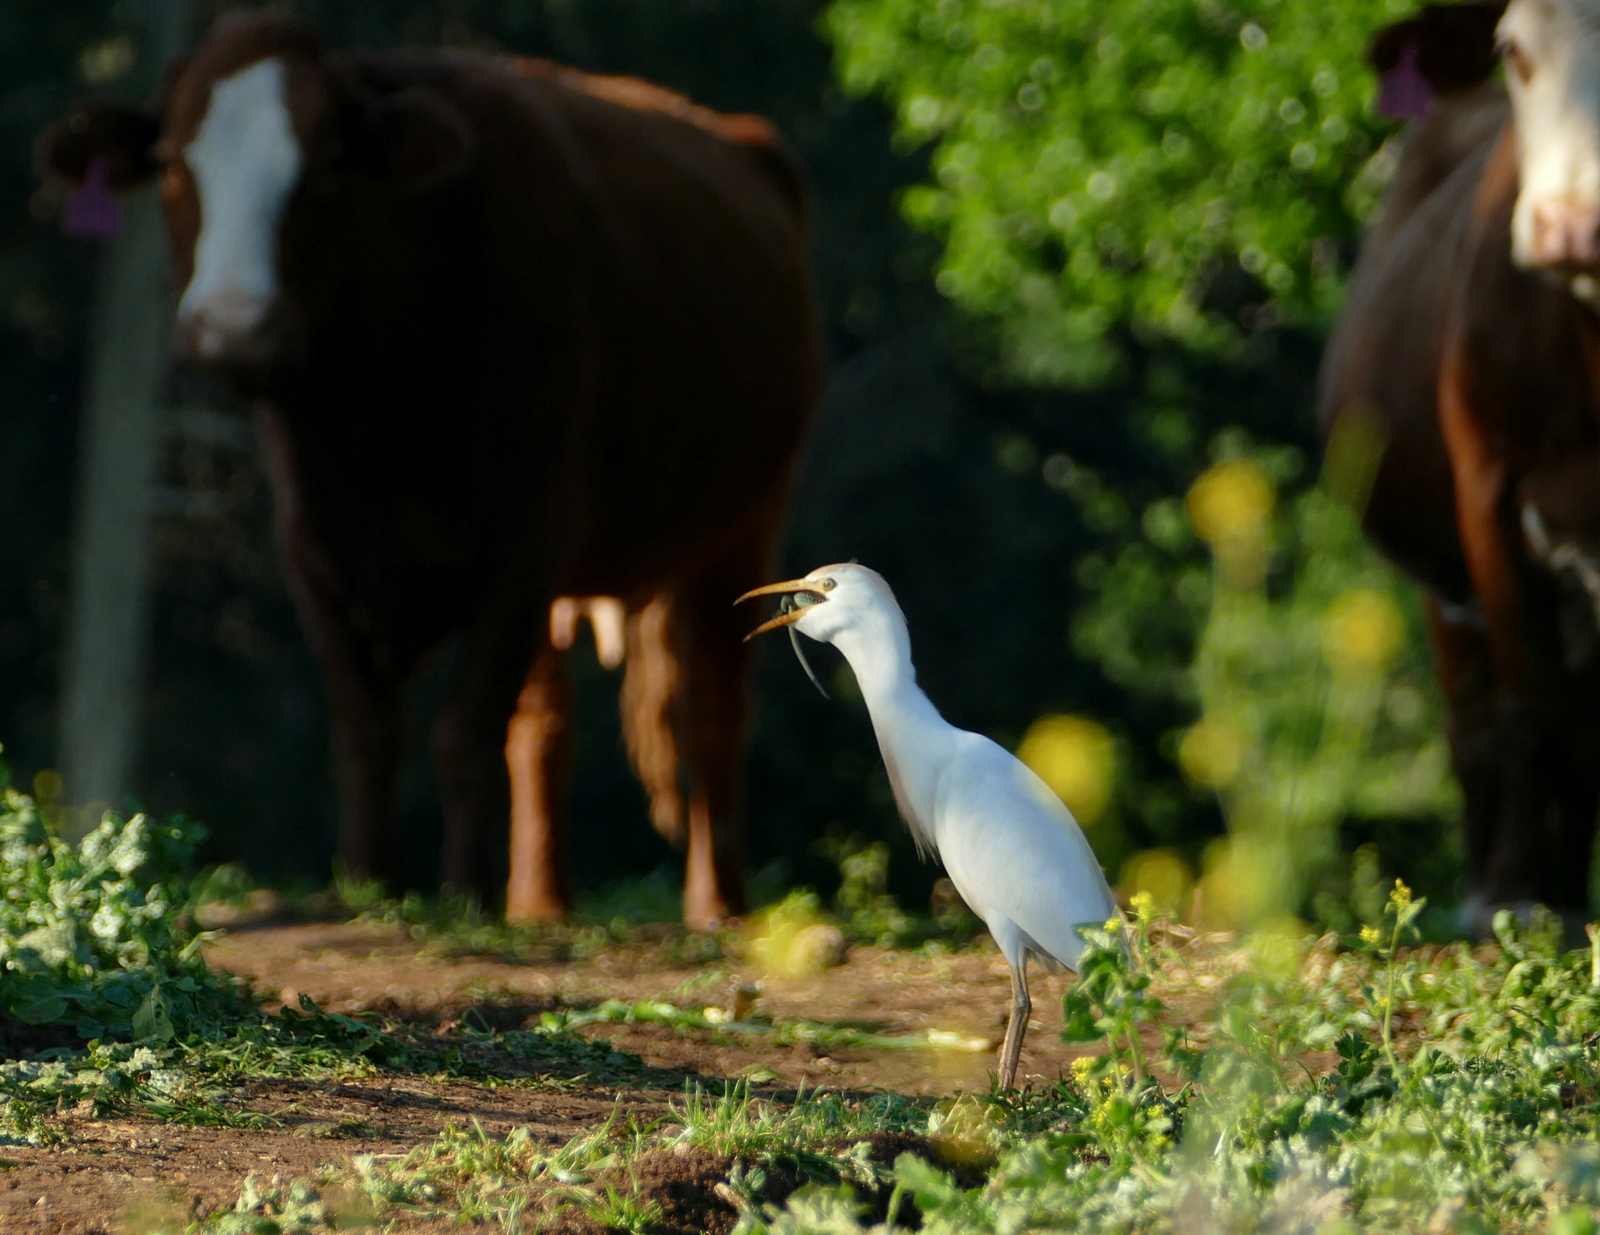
[1500, 0, 1600, 272]
[177, 57, 302, 359]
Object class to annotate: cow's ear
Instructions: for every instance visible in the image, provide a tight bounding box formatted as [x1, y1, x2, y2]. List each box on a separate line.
[34, 98, 163, 189]
[369, 89, 475, 192]
[1369, 2, 1506, 118]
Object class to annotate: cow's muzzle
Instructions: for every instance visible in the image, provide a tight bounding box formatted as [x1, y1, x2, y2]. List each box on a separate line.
[1528, 197, 1600, 272]
[174, 288, 287, 367]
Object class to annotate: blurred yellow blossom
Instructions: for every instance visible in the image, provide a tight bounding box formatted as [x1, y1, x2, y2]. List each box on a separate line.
[1120, 849, 1193, 920]
[1018, 714, 1116, 823]
[1197, 837, 1274, 928]
[1189, 460, 1275, 587]
[1179, 716, 1244, 788]
[1323, 589, 1403, 675]
[1187, 460, 1273, 543]
[1360, 926, 1382, 946]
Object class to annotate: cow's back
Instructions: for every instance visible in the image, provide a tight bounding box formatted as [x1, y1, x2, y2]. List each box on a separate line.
[279, 50, 822, 625]
[490, 63, 822, 591]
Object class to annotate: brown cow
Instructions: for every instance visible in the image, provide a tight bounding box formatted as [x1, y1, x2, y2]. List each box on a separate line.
[1321, 0, 1600, 935]
[38, 13, 824, 927]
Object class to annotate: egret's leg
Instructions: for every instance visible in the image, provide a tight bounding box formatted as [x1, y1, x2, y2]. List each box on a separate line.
[997, 958, 1031, 1090]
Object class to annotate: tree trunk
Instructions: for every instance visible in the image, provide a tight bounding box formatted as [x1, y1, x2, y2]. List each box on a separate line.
[59, 0, 191, 824]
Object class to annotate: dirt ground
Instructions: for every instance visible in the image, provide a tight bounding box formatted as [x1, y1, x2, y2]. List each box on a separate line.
[207, 920, 1104, 1093]
[1, 919, 1124, 1234]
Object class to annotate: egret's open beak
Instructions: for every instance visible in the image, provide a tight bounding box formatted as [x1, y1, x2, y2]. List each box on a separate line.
[734, 578, 828, 641]
[734, 577, 831, 699]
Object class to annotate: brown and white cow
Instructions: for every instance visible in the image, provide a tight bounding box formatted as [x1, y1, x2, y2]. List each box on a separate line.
[1322, 0, 1600, 934]
[38, 13, 824, 927]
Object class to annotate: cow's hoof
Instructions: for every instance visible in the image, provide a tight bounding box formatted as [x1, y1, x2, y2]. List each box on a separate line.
[1459, 896, 1592, 948]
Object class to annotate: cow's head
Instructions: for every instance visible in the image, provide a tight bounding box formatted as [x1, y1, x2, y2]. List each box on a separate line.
[37, 13, 474, 366]
[1372, 1, 1600, 278]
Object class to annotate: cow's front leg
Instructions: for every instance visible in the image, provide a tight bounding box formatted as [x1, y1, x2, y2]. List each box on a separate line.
[325, 666, 406, 888]
[255, 404, 407, 888]
[1425, 594, 1501, 928]
[432, 586, 543, 903]
[1438, 349, 1557, 924]
[283, 566, 406, 889]
[504, 642, 574, 923]
[1550, 720, 1600, 922]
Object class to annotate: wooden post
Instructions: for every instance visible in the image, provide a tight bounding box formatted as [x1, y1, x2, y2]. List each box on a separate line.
[58, 0, 191, 821]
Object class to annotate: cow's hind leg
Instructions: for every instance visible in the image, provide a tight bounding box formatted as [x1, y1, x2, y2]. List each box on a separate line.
[675, 548, 768, 930]
[621, 593, 687, 845]
[504, 641, 574, 923]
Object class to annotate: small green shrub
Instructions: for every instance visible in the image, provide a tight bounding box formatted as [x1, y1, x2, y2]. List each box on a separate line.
[0, 776, 250, 1043]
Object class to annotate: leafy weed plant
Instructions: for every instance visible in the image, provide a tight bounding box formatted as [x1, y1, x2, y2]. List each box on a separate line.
[733, 886, 1600, 1233]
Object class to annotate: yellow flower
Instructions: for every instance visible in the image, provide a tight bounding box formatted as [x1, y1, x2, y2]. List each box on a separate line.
[1359, 926, 1382, 946]
[1179, 716, 1244, 788]
[1018, 715, 1116, 823]
[1391, 879, 1412, 910]
[1120, 850, 1193, 920]
[1186, 460, 1273, 543]
[1323, 590, 1403, 675]
[1187, 460, 1274, 588]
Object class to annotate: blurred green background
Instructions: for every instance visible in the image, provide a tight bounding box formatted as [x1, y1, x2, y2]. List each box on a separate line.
[0, 0, 1466, 928]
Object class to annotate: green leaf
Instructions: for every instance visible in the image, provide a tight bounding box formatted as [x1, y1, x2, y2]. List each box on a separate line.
[893, 1152, 960, 1207]
[132, 986, 174, 1044]
[11, 996, 67, 1026]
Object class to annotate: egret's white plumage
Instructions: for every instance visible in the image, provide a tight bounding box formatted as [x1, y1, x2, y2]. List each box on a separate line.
[739, 562, 1118, 1087]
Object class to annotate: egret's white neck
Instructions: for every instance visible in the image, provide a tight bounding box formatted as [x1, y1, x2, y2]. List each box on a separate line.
[829, 610, 958, 852]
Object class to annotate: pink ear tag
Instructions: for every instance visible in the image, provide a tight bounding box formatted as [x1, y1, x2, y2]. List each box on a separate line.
[63, 157, 123, 241]
[1378, 42, 1433, 120]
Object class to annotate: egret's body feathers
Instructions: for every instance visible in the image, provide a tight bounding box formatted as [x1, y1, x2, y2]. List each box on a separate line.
[934, 735, 1114, 972]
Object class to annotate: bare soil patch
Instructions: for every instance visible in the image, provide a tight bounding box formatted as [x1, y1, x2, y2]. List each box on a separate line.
[203, 920, 1104, 1093]
[3, 919, 1129, 1232]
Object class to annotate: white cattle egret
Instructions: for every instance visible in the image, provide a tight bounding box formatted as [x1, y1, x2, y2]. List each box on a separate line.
[738, 562, 1119, 1088]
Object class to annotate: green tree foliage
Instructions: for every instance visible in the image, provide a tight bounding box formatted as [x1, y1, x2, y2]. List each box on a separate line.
[826, 0, 1410, 382]
[825, 0, 1468, 917]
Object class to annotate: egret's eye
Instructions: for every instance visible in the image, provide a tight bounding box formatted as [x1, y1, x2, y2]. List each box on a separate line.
[822, 578, 836, 591]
